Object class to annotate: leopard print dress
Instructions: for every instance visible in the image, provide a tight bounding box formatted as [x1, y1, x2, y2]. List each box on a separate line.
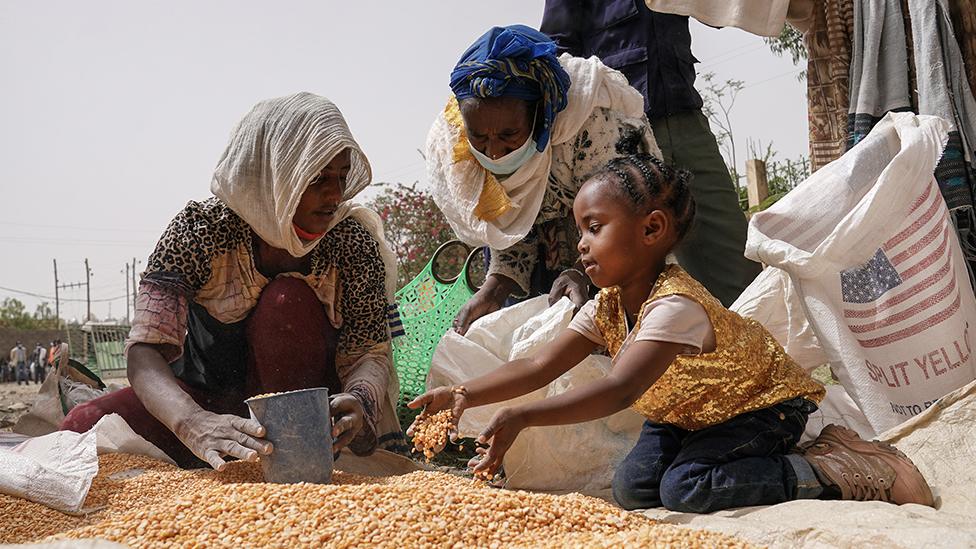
[127, 197, 398, 455]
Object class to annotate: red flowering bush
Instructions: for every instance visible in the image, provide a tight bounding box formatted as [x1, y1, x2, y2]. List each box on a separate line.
[370, 183, 462, 289]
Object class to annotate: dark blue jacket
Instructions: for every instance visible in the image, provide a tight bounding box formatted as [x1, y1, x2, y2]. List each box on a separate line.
[540, 0, 704, 119]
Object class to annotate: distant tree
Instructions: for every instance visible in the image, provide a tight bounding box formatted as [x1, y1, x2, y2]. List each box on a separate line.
[765, 26, 807, 80]
[698, 69, 812, 212]
[34, 302, 54, 320]
[0, 298, 34, 329]
[0, 298, 60, 329]
[699, 71, 745, 187]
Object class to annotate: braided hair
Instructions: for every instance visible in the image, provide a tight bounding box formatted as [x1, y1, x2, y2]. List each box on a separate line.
[599, 153, 696, 242]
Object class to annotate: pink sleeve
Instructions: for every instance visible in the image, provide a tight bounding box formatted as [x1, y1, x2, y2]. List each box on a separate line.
[634, 295, 716, 354]
[125, 280, 189, 363]
[566, 299, 606, 346]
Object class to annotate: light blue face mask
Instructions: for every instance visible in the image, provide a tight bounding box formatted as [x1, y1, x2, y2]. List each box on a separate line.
[468, 130, 538, 175]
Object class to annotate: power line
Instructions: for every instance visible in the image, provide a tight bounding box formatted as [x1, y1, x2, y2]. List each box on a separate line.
[0, 236, 152, 248]
[696, 41, 758, 65]
[741, 67, 805, 90]
[697, 43, 767, 69]
[0, 221, 159, 234]
[0, 285, 125, 303]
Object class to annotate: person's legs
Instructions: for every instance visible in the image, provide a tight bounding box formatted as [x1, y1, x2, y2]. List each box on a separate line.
[63, 277, 342, 469]
[658, 398, 820, 513]
[16, 362, 26, 385]
[244, 277, 341, 397]
[651, 110, 762, 307]
[612, 420, 684, 510]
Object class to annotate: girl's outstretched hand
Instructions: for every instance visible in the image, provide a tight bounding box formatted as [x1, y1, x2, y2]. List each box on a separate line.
[469, 406, 526, 478]
[406, 386, 469, 446]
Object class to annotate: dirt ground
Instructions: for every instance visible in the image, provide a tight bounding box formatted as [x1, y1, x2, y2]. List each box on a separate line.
[0, 382, 43, 431]
[0, 375, 128, 432]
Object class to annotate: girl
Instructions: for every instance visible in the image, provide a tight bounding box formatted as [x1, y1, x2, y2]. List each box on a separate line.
[410, 153, 933, 512]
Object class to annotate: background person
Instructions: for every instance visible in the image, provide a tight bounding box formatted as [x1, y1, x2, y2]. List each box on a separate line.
[540, 0, 762, 306]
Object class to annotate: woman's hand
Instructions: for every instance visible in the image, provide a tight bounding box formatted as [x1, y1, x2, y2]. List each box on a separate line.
[173, 409, 272, 471]
[469, 406, 526, 478]
[547, 269, 589, 310]
[453, 274, 519, 335]
[330, 393, 366, 452]
[406, 386, 469, 449]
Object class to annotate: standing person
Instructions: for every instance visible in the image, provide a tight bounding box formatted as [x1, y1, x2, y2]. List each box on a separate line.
[540, 0, 762, 306]
[0, 358, 8, 383]
[411, 154, 933, 511]
[427, 25, 661, 334]
[46, 340, 57, 381]
[61, 93, 404, 469]
[10, 342, 28, 386]
[33, 342, 46, 384]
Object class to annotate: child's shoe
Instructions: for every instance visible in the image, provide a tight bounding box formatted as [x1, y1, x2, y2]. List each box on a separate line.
[799, 424, 934, 507]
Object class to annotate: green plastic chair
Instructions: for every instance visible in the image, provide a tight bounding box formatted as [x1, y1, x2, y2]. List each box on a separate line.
[393, 240, 482, 427]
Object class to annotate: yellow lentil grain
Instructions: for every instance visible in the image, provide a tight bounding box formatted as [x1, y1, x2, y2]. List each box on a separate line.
[0, 454, 756, 548]
[410, 409, 454, 460]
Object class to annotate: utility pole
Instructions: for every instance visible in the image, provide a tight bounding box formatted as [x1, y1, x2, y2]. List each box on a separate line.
[131, 257, 137, 314]
[53, 259, 60, 329]
[85, 258, 91, 322]
[56, 260, 92, 326]
[746, 159, 769, 210]
[125, 263, 131, 324]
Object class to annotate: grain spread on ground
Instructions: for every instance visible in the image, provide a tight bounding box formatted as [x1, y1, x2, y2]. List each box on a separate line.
[0, 453, 754, 548]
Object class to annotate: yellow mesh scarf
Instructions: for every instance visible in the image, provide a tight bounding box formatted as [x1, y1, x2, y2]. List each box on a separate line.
[443, 98, 512, 222]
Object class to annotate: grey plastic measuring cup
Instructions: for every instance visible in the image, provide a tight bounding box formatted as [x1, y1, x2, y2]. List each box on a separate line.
[245, 387, 333, 484]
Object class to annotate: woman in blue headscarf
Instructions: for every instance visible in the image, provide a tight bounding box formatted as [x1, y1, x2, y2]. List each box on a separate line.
[427, 25, 661, 334]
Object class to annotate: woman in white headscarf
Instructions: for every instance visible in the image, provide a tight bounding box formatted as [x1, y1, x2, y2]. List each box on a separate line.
[427, 25, 661, 334]
[61, 93, 403, 470]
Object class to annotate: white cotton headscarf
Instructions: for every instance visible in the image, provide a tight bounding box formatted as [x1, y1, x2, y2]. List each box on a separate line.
[426, 54, 657, 250]
[211, 92, 397, 300]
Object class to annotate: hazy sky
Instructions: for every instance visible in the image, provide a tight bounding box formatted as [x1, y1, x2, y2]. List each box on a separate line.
[0, 1, 807, 322]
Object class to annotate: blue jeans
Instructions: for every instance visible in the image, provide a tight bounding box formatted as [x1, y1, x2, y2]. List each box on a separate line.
[613, 397, 823, 513]
[15, 362, 28, 385]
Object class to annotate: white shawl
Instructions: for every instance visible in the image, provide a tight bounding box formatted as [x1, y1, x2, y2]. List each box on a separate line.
[427, 55, 650, 251]
[210, 92, 397, 301]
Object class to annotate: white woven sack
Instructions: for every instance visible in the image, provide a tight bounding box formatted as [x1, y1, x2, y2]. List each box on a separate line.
[744, 112, 976, 434]
[427, 296, 644, 491]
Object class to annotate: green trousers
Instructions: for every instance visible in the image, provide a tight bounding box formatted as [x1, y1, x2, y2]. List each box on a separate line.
[651, 110, 761, 306]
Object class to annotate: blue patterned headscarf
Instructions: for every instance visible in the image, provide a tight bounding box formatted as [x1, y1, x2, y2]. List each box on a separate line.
[450, 25, 571, 152]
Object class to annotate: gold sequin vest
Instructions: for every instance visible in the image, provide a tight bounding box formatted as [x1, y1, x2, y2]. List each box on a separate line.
[595, 265, 825, 430]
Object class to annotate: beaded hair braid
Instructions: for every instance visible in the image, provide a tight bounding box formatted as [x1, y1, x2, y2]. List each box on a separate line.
[601, 154, 696, 241]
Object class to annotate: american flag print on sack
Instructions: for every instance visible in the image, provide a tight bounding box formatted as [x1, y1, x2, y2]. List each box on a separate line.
[840, 184, 960, 349]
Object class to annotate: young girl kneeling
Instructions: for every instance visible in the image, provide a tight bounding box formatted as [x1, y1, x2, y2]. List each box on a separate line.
[411, 154, 934, 512]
